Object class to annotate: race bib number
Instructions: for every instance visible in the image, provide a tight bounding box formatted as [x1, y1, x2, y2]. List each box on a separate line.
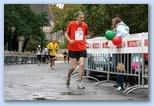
[75, 27, 83, 40]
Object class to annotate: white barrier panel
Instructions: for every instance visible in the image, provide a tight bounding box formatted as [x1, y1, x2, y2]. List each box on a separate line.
[87, 32, 148, 54]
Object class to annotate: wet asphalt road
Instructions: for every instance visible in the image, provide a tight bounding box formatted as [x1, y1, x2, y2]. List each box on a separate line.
[4, 61, 148, 101]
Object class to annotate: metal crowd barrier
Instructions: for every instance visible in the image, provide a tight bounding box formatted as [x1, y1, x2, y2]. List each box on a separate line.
[4, 51, 38, 65]
[85, 33, 149, 94]
[85, 52, 149, 94]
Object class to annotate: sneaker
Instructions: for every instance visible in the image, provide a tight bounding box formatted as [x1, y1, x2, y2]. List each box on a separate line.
[116, 86, 122, 90]
[76, 81, 85, 89]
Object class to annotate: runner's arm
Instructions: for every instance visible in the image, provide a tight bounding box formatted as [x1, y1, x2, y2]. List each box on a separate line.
[65, 32, 75, 44]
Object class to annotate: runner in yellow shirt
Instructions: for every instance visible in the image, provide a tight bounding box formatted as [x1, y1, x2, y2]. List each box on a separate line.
[47, 39, 59, 69]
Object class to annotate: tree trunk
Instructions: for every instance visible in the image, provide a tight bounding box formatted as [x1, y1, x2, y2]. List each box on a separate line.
[12, 35, 19, 51]
[8, 35, 13, 51]
[22, 35, 29, 52]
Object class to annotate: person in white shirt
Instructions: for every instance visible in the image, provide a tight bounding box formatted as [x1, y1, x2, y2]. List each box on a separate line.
[36, 45, 42, 66]
[112, 16, 129, 38]
[42, 47, 49, 64]
[112, 16, 132, 90]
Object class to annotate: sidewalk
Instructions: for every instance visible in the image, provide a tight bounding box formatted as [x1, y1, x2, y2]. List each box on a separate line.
[4, 61, 148, 100]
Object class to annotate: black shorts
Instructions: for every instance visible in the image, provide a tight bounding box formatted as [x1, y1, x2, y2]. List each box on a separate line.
[145, 60, 148, 65]
[69, 50, 87, 60]
[49, 55, 55, 59]
[37, 55, 41, 61]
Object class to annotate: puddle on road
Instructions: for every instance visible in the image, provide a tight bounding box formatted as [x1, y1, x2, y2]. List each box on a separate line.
[127, 98, 135, 101]
[20, 84, 28, 86]
[60, 92, 83, 95]
[33, 97, 49, 100]
[32, 94, 39, 96]
[33, 96, 61, 100]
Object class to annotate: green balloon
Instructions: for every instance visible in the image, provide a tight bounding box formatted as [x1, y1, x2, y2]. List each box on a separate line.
[105, 30, 115, 40]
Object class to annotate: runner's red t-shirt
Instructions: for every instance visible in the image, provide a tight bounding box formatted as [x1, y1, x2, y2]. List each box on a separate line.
[65, 21, 88, 51]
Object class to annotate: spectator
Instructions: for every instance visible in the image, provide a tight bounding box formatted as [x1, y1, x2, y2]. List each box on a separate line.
[36, 45, 42, 66]
[111, 16, 131, 90]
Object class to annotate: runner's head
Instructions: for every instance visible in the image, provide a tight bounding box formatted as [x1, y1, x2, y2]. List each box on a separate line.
[52, 39, 56, 44]
[75, 11, 84, 23]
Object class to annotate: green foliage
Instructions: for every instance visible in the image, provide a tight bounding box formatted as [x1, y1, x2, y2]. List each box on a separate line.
[4, 4, 48, 52]
[51, 4, 82, 32]
[52, 4, 148, 37]
[103, 4, 148, 34]
[25, 36, 39, 51]
[59, 37, 67, 49]
[59, 42, 67, 49]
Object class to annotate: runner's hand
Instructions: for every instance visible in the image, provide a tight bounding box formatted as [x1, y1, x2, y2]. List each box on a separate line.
[69, 39, 75, 44]
[86, 44, 89, 48]
[49, 49, 52, 51]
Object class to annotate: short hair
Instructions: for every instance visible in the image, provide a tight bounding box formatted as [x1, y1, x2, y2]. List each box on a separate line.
[112, 17, 122, 24]
[112, 16, 122, 27]
[74, 11, 84, 17]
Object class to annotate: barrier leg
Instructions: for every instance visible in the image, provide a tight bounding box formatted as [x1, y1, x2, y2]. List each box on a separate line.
[95, 80, 116, 86]
[123, 85, 148, 94]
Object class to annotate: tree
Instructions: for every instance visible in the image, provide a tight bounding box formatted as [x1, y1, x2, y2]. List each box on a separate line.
[52, 4, 148, 37]
[102, 4, 148, 34]
[4, 4, 48, 52]
[51, 4, 82, 32]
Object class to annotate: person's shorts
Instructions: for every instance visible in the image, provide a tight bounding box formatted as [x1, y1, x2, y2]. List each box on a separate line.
[49, 55, 56, 60]
[69, 50, 87, 60]
[145, 60, 148, 65]
[37, 55, 41, 61]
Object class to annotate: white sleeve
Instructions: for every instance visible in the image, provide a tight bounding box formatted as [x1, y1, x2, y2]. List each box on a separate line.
[116, 25, 129, 37]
